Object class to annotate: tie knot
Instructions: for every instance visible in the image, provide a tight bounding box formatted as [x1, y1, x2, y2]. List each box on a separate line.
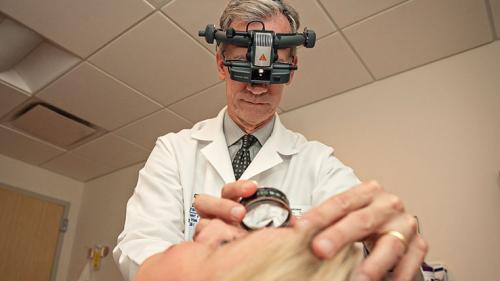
[241, 134, 257, 150]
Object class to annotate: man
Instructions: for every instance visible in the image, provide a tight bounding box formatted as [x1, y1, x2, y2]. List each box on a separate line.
[114, 1, 427, 281]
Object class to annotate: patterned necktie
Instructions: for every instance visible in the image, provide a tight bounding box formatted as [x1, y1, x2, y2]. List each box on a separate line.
[232, 134, 258, 180]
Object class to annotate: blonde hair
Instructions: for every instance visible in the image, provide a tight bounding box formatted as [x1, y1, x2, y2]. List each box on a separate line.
[219, 229, 362, 281]
[218, 0, 300, 57]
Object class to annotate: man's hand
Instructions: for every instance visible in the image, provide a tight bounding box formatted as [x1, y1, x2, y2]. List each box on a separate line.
[297, 181, 428, 281]
[194, 180, 258, 224]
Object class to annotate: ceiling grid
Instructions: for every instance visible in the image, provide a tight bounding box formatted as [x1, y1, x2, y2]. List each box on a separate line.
[0, 0, 496, 181]
[486, 0, 500, 39]
[315, 0, 378, 81]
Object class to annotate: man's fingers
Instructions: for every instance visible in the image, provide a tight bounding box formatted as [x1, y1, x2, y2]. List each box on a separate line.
[310, 209, 383, 258]
[353, 232, 408, 281]
[297, 181, 382, 231]
[193, 181, 257, 225]
[391, 235, 429, 281]
[193, 218, 210, 240]
[299, 179, 428, 280]
[194, 194, 246, 223]
[353, 234, 427, 281]
[341, 214, 421, 281]
[309, 193, 407, 259]
[194, 179, 284, 238]
[221, 180, 258, 200]
[308, 188, 413, 260]
[288, 215, 298, 227]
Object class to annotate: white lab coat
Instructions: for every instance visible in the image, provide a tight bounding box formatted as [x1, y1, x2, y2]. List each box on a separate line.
[113, 108, 361, 280]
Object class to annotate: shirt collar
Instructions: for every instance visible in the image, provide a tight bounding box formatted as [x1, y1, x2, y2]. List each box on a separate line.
[223, 111, 275, 147]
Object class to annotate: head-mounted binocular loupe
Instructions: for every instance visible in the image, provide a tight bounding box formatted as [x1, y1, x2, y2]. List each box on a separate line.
[199, 21, 316, 84]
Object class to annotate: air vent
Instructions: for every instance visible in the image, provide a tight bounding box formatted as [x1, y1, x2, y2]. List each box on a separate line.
[10, 103, 96, 148]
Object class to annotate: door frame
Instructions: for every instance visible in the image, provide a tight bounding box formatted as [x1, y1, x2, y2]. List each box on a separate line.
[0, 182, 70, 281]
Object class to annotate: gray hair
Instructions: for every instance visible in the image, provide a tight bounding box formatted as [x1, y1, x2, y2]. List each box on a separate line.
[218, 0, 301, 57]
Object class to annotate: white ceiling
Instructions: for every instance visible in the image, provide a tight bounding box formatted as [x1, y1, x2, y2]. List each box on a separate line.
[0, 0, 498, 181]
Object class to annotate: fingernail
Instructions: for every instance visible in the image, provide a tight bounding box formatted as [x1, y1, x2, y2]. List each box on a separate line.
[316, 239, 334, 258]
[243, 181, 258, 192]
[351, 272, 370, 281]
[231, 206, 245, 220]
[248, 180, 259, 189]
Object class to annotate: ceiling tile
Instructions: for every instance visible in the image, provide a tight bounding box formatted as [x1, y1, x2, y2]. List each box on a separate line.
[163, 0, 335, 53]
[0, 81, 29, 117]
[491, 0, 500, 39]
[318, 0, 407, 28]
[115, 109, 192, 150]
[0, 0, 154, 58]
[72, 133, 150, 171]
[37, 62, 162, 131]
[343, 0, 494, 79]
[162, 0, 231, 53]
[90, 12, 220, 106]
[169, 82, 226, 123]
[0, 125, 65, 165]
[281, 33, 373, 111]
[41, 152, 115, 182]
[146, 0, 173, 9]
[287, 0, 336, 37]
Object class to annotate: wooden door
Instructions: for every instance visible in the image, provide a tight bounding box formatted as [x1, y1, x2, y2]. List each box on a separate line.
[0, 186, 65, 281]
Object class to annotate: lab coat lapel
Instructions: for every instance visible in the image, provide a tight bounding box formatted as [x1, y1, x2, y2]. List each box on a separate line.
[192, 108, 235, 184]
[242, 115, 299, 179]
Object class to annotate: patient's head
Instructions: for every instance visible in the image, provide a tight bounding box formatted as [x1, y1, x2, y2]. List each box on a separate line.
[215, 227, 362, 281]
[134, 219, 362, 281]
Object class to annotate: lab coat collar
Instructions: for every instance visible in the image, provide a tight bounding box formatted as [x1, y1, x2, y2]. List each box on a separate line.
[191, 107, 300, 183]
[191, 108, 226, 142]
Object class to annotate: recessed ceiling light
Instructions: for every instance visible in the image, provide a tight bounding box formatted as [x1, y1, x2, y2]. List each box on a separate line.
[0, 17, 42, 72]
[0, 13, 79, 94]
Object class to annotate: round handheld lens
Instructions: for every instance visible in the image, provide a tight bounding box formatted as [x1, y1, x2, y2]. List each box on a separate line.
[240, 187, 291, 231]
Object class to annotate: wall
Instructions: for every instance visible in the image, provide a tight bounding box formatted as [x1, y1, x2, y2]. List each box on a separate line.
[280, 41, 500, 280]
[0, 154, 84, 281]
[67, 163, 143, 281]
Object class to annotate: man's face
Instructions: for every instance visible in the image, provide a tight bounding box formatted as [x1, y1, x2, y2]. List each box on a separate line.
[216, 14, 297, 132]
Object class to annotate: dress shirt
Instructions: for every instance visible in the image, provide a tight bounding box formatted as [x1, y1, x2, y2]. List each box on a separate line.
[223, 112, 275, 162]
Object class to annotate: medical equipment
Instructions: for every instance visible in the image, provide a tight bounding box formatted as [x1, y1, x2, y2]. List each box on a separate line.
[240, 187, 291, 230]
[199, 21, 316, 84]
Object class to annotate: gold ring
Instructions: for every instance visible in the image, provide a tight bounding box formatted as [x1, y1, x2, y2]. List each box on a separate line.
[384, 230, 408, 252]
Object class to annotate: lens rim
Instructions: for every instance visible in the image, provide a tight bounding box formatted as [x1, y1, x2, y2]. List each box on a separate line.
[240, 187, 291, 230]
